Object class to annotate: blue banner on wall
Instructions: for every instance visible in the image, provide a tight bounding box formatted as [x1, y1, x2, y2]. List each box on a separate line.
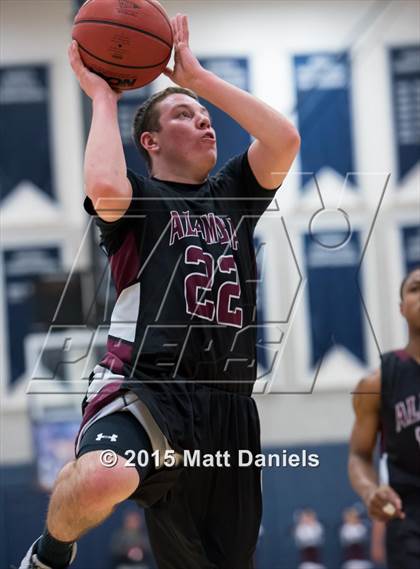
[294, 53, 355, 189]
[402, 225, 420, 273]
[119, 86, 152, 176]
[304, 231, 365, 366]
[199, 58, 251, 172]
[33, 420, 81, 490]
[3, 247, 61, 388]
[0, 65, 54, 201]
[390, 46, 420, 182]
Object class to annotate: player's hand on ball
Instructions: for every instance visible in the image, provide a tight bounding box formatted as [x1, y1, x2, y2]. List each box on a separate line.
[366, 485, 405, 521]
[68, 41, 121, 101]
[164, 14, 206, 89]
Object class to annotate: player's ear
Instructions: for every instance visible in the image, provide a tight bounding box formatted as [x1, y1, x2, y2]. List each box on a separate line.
[140, 132, 160, 154]
[399, 300, 405, 317]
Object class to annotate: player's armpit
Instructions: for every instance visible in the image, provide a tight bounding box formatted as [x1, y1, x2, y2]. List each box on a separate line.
[87, 176, 133, 222]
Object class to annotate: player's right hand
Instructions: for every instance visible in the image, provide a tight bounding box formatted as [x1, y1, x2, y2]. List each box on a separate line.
[366, 484, 405, 521]
[163, 14, 207, 90]
[68, 40, 121, 101]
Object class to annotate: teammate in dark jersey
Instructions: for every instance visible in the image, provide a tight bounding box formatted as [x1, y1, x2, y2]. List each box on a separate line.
[348, 267, 420, 569]
[19, 13, 300, 569]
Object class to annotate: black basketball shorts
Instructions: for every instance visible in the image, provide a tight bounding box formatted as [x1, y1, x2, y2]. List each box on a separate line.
[386, 493, 420, 569]
[76, 384, 262, 569]
[144, 384, 263, 569]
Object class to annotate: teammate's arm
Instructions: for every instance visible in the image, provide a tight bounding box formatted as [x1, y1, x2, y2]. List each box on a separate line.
[68, 41, 132, 222]
[164, 15, 300, 189]
[348, 369, 405, 522]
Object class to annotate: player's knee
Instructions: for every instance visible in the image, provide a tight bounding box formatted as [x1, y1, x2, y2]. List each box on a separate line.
[74, 451, 140, 507]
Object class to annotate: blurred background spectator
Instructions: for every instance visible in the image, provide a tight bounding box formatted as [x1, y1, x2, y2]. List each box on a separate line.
[293, 509, 325, 569]
[110, 510, 154, 569]
[339, 506, 373, 569]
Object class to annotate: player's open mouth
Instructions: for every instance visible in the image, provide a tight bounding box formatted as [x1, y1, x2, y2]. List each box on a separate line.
[201, 137, 216, 145]
[201, 132, 216, 142]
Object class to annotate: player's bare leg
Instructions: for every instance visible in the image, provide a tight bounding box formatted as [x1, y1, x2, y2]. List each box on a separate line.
[47, 452, 140, 540]
[18, 451, 140, 568]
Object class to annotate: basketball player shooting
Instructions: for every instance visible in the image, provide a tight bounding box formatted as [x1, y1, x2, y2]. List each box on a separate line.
[18, 14, 300, 569]
[348, 267, 420, 569]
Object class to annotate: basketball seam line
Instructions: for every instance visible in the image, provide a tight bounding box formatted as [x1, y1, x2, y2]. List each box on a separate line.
[142, 0, 172, 36]
[74, 19, 172, 49]
[76, 41, 170, 70]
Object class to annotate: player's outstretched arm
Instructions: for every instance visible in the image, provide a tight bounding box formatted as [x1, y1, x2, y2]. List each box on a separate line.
[164, 14, 300, 189]
[68, 41, 132, 222]
[348, 370, 405, 522]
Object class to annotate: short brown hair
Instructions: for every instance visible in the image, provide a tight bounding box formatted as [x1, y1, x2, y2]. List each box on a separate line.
[132, 86, 199, 170]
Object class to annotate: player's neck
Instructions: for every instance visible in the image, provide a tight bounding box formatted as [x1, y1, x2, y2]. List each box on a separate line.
[151, 162, 207, 185]
[405, 333, 420, 363]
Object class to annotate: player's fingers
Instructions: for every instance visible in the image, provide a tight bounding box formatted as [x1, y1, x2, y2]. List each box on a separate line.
[68, 41, 76, 63]
[378, 486, 403, 511]
[71, 40, 81, 61]
[380, 503, 405, 520]
[369, 499, 395, 522]
[69, 41, 83, 74]
[68, 43, 74, 65]
[367, 488, 392, 521]
[371, 509, 392, 522]
[172, 14, 181, 44]
[177, 13, 185, 43]
[376, 487, 405, 519]
[182, 15, 189, 44]
[389, 490, 403, 512]
[169, 17, 176, 43]
[68, 43, 80, 76]
[382, 497, 405, 519]
[381, 502, 397, 517]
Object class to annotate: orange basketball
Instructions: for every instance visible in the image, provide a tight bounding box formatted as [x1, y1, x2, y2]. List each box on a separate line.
[72, 0, 173, 90]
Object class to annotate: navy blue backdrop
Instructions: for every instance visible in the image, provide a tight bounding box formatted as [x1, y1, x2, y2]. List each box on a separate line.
[402, 225, 420, 273]
[294, 53, 355, 190]
[119, 85, 152, 176]
[390, 46, 420, 182]
[304, 231, 366, 367]
[3, 247, 62, 388]
[199, 57, 251, 172]
[0, 65, 54, 201]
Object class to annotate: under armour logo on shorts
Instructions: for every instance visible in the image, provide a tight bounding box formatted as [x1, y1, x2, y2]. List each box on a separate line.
[95, 433, 118, 442]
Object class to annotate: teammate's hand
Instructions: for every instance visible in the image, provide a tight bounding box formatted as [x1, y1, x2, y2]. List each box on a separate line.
[164, 14, 207, 89]
[366, 484, 405, 521]
[68, 41, 121, 102]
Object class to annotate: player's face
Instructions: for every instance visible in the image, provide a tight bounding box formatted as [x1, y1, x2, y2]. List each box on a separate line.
[154, 94, 217, 177]
[400, 269, 420, 331]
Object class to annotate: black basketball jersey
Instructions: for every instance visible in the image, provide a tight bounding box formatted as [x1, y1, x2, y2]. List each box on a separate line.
[380, 350, 420, 492]
[84, 151, 275, 396]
